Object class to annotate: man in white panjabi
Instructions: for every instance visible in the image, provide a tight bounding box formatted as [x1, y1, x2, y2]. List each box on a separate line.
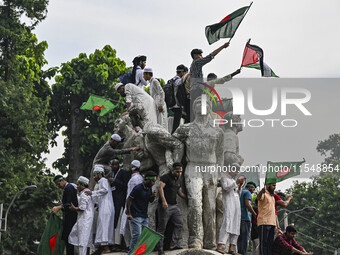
[68, 176, 94, 255]
[120, 160, 143, 248]
[216, 163, 245, 255]
[143, 67, 168, 130]
[115, 82, 157, 125]
[85, 165, 115, 254]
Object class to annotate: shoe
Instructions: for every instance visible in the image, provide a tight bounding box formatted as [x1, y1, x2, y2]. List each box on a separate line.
[216, 248, 226, 254]
[158, 249, 165, 255]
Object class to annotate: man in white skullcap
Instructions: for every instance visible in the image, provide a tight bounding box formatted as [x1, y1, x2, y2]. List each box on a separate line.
[68, 176, 94, 255]
[120, 160, 144, 248]
[93, 133, 140, 174]
[115, 82, 158, 125]
[85, 165, 115, 254]
[143, 68, 168, 130]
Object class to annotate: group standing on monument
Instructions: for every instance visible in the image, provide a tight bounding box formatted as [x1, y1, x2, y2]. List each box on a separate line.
[51, 47, 313, 255]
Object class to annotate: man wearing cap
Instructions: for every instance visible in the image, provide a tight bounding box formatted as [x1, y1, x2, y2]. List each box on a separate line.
[125, 171, 157, 255]
[107, 159, 130, 249]
[115, 82, 158, 124]
[132, 55, 148, 88]
[143, 67, 168, 130]
[52, 175, 78, 255]
[257, 182, 278, 255]
[216, 164, 245, 254]
[120, 160, 144, 247]
[157, 162, 187, 255]
[93, 133, 140, 174]
[237, 182, 257, 255]
[85, 165, 115, 254]
[68, 176, 94, 255]
[169, 65, 188, 133]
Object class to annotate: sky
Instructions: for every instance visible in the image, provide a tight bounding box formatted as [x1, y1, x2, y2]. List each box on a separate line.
[35, 0, 340, 191]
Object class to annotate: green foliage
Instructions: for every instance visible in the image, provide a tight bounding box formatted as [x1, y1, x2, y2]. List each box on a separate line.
[283, 176, 340, 254]
[50, 45, 128, 180]
[317, 134, 340, 177]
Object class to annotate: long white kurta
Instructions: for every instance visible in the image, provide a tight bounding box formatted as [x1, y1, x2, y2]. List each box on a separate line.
[125, 83, 157, 125]
[149, 78, 168, 130]
[218, 174, 241, 244]
[120, 173, 144, 245]
[92, 177, 115, 245]
[68, 188, 94, 255]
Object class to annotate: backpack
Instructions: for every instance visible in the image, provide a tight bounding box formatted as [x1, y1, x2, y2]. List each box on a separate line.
[176, 74, 189, 106]
[163, 78, 176, 108]
[119, 69, 133, 85]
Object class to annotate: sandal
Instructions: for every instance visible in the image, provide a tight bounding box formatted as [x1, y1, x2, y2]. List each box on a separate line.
[216, 248, 226, 254]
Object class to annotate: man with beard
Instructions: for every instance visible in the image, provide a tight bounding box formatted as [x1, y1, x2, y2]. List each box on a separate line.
[157, 162, 187, 255]
[125, 171, 157, 255]
[257, 182, 277, 255]
[107, 159, 130, 250]
[52, 175, 78, 255]
[115, 82, 157, 124]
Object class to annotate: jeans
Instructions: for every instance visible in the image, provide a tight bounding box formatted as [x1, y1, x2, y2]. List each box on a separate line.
[128, 217, 149, 255]
[237, 221, 251, 255]
[258, 225, 275, 255]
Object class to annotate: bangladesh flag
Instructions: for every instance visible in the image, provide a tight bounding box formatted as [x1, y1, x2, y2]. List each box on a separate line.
[130, 225, 163, 255]
[205, 4, 251, 45]
[37, 214, 65, 255]
[265, 159, 305, 184]
[241, 39, 278, 77]
[80, 95, 117, 116]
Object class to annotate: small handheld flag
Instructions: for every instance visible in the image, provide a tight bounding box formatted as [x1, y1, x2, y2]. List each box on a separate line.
[80, 95, 117, 116]
[205, 3, 252, 45]
[241, 39, 279, 77]
[130, 220, 163, 255]
[265, 159, 305, 184]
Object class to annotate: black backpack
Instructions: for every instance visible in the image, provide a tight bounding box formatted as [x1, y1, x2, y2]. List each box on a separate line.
[163, 78, 176, 108]
[176, 74, 189, 106]
[119, 69, 133, 85]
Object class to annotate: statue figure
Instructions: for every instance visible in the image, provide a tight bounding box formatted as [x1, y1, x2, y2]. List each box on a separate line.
[113, 114, 154, 171]
[173, 96, 224, 249]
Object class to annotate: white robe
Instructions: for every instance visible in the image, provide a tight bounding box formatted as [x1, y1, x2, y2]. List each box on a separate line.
[125, 83, 157, 124]
[68, 188, 94, 255]
[92, 177, 115, 245]
[149, 78, 168, 130]
[120, 173, 144, 245]
[218, 174, 241, 244]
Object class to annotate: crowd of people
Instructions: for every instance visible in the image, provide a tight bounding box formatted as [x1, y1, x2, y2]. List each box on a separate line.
[51, 44, 313, 255]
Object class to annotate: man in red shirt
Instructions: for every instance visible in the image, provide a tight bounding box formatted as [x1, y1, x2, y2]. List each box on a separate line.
[273, 225, 313, 255]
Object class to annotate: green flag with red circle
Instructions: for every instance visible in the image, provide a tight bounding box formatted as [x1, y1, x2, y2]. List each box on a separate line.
[131, 225, 163, 255]
[265, 159, 305, 184]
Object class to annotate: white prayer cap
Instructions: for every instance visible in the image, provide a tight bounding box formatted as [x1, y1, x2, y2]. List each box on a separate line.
[111, 134, 121, 142]
[93, 164, 105, 174]
[143, 67, 153, 73]
[77, 176, 89, 185]
[115, 82, 124, 91]
[131, 160, 141, 170]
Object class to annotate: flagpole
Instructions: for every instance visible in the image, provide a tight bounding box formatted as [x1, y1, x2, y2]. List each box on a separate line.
[228, 1, 253, 44]
[130, 219, 164, 238]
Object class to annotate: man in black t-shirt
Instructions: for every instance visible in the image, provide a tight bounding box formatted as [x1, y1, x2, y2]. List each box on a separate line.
[157, 162, 187, 255]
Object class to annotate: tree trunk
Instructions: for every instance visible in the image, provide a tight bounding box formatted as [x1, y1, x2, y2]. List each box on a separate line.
[68, 99, 86, 182]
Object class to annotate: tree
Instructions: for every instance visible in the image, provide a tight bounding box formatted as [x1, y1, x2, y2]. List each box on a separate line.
[50, 45, 128, 182]
[282, 176, 340, 255]
[317, 133, 340, 177]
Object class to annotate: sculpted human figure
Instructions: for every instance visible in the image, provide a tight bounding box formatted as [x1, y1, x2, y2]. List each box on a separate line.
[113, 115, 154, 171]
[173, 96, 224, 249]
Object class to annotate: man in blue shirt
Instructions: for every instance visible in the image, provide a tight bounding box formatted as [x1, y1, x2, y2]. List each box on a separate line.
[237, 182, 257, 255]
[125, 170, 157, 254]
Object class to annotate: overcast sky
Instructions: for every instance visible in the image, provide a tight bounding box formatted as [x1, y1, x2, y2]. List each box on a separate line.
[36, 0, 340, 191]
